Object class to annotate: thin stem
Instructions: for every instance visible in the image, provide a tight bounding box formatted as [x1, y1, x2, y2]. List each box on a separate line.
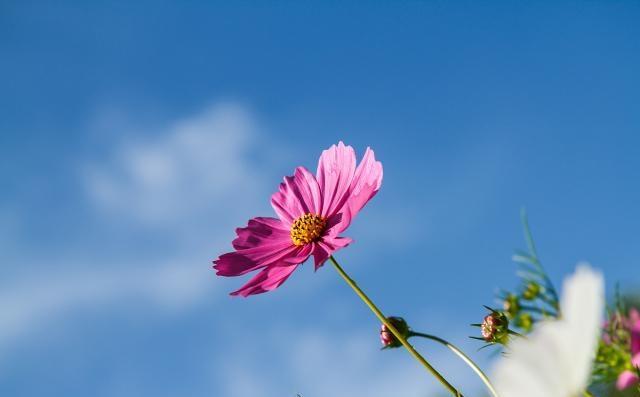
[328, 256, 463, 397]
[583, 391, 595, 397]
[409, 331, 499, 397]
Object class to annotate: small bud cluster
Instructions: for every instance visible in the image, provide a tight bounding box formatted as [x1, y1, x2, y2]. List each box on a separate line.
[489, 277, 558, 341]
[473, 215, 561, 348]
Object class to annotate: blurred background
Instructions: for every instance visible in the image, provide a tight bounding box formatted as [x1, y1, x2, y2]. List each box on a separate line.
[1, 1, 639, 396]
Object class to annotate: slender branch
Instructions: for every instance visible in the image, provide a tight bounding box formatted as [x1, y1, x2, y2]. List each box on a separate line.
[409, 331, 499, 397]
[328, 256, 463, 397]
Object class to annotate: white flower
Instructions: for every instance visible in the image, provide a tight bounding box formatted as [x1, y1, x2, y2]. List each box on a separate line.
[492, 264, 604, 397]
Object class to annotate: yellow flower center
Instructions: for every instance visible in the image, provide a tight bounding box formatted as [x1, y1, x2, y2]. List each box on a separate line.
[290, 213, 327, 246]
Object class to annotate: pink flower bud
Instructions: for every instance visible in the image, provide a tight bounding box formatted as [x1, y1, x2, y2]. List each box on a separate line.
[380, 316, 410, 348]
[481, 311, 509, 344]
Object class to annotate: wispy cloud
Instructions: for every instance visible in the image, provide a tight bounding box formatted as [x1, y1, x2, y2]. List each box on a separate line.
[218, 327, 436, 397]
[84, 102, 267, 226]
[0, 259, 209, 350]
[0, 102, 275, 354]
[215, 324, 484, 397]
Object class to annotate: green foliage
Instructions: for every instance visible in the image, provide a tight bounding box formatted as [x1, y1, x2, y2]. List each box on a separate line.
[593, 294, 640, 391]
[473, 211, 640, 396]
[472, 210, 560, 349]
[503, 209, 560, 326]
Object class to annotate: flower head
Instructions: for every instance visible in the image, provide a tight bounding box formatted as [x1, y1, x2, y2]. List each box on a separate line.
[213, 142, 383, 297]
[614, 308, 640, 390]
[481, 311, 510, 344]
[627, 308, 640, 332]
[380, 316, 410, 348]
[617, 369, 640, 391]
[626, 308, 640, 360]
[492, 264, 604, 397]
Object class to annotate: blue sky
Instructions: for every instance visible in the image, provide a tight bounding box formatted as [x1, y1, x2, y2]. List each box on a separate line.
[1, 1, 640, 396]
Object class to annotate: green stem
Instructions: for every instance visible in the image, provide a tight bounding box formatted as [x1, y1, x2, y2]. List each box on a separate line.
[583, 391, 595, 397]
[409, 331, 499, 397]
[328, 256, 463, 397]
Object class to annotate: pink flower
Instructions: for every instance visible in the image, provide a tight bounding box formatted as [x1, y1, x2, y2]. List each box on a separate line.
[213, 142, 383, 297]
[629, 308, 640, 330]
[616, 308, 640, 391]
[616, 370, 639, 391]
[628, 309, 640, 357]
[632, 330, 640, 367]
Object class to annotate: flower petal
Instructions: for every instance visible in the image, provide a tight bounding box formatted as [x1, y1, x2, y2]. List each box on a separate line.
[323, 211, 351, 238]
[557, 265, 605, 392]
[281, 242, 314, 264]
[313, 236, 353, 270]
[232, 217, 290, 250]
[617, 370, 640, 390]
[630, 308, 640, 332]
[317, 141, 356, 217]
[492, 265, 604, 397]
[321, 146, 383, 235]
[293, 166, 322, 215]
[632, 331, 640, 357]
[230, 263, 299, 297]
[213, 243, 295, 277]
[345, 146, 383, 219]
[271, 166, 322, 226]
[214, 217, 294, 276]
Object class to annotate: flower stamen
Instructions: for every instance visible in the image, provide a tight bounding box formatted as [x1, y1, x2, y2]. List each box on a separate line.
[290, 213, 326, 246]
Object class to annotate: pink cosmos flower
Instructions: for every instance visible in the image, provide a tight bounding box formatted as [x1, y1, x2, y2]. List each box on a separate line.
[616, 308, 640, 391]
[213, 142, 383, 297]
[617, 370, 639, 391]
[630, 308, 640, 360]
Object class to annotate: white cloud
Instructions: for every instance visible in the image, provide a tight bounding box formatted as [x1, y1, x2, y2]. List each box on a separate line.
[84, 102, 267, 226]
[0, 102, 275, 354]
[217, 326, 483, 397]
[0, 259, 209, 351]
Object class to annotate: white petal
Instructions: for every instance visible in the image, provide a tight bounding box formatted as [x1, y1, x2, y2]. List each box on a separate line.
[492, 264, 604, 397]
[560, 264, 604, 391]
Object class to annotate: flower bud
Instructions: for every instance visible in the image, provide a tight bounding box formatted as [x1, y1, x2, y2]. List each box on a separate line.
[503, 293, 520, 318]
[481, 311, 510, 344]
[515, 312, 533, 332]
[380, 316, 410, 348]
[522, 282, 541, 301]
